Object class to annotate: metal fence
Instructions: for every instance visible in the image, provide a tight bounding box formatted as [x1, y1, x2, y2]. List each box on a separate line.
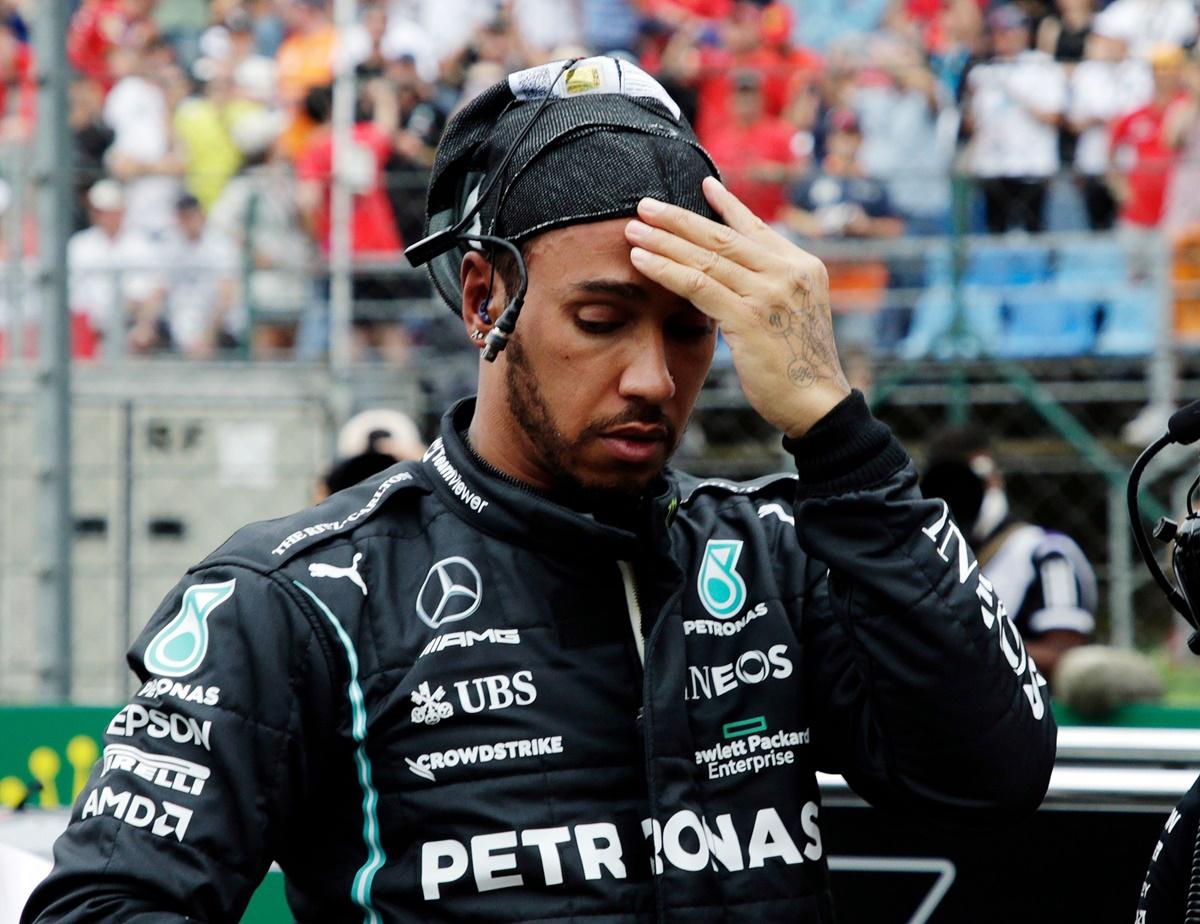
[1, 149, 1196, 701]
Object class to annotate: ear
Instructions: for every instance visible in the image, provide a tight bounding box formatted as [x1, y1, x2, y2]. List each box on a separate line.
[460, 250, 499, 350]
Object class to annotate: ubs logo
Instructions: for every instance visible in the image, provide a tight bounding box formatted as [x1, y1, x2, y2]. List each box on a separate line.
[416, 557, 483, 628]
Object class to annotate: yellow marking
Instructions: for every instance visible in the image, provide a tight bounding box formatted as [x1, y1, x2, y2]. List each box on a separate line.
[0, 776, 27, 808]
[29, 746, 62, 807]
[564, 66, 602, 94]
[67, 736, 100, 800]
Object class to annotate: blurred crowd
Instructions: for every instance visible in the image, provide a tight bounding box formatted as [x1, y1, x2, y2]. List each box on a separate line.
[1, 0, 1199, 360]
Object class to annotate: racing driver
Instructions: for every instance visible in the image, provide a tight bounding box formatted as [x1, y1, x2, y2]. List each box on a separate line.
[24, 57, 1056, 923]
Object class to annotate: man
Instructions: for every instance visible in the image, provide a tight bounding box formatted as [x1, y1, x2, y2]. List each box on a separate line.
[782, 107, 905, 349]
[921, 426, 1096, 683]
[701, 69, 802, 223]
[961, 4, 1066, 233]
[24, 58, 1054, 923]
[158, 194, 242, 358]
[66, 179, 165, 356]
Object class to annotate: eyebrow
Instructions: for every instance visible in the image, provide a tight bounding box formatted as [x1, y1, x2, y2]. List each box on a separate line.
[569, 280, 649, 301]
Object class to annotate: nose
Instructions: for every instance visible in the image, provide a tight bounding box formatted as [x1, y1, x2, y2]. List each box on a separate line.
[618, 329, 675, 404]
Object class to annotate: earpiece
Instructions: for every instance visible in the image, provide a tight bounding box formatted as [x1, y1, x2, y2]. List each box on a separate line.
[478, 297, 492, 325]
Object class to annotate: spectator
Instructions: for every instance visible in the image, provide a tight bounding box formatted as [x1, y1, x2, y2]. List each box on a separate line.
[159, 193, 242, 358]
[659, 1, 820, 149]
[921, 426, 1097, 684]
[782, 107, 905, 347]
[172, 70, 261, 209]
[0, 17, 32, 143]
[383, 70, 445, 247]
[928, 0, 985, 98]
[295, 84, 408, 362]
[67, 0, 161, 90]
[702, 69, 803, 223]
[274, 0, 336, 160]
[1161, 48, 1200, 234]
[104, 36, 185, 239]
[342, 3, 438, 85]
[66, 179, 166, 355]
[208, 108, 313, 358]
[1037, 0, 1095, 62]
[1066, 29, 1152, 230]
[962, 4, 1066, 233]
[1108, 44, 1186, 236]
[1093, 0, 1197, 59]
[855, 36, 956, 234]
[68, 77, 115, 233]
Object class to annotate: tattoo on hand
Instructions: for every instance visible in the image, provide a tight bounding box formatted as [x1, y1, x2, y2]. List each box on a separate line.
[764, 294, 849, 392]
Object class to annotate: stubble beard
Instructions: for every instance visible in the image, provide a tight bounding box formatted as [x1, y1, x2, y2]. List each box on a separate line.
[503, 336, 679, 499]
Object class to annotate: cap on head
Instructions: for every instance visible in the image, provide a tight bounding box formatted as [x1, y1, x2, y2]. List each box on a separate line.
[88, 179, 125, 212]
[419, 56, 721, 314]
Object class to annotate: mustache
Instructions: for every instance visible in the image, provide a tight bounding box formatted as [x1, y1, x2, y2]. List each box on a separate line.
[583, 404, 677, 444]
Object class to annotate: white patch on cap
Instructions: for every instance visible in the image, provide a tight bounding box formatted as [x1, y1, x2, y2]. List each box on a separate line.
[507, 56, 682, 121]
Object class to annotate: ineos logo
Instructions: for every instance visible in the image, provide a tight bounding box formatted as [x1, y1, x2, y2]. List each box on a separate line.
[416, 557, 483, 628]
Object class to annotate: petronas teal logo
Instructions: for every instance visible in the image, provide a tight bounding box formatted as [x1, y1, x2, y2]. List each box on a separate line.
[144, 580, 236, 678]
[697, 540, 746, 619]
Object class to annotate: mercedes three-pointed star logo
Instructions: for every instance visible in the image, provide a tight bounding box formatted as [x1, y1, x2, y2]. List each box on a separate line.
[415, 556, 483, 628]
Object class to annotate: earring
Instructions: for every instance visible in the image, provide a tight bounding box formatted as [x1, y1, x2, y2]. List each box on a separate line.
[478, 297, 492, 324]
[470, 330, 485, 341]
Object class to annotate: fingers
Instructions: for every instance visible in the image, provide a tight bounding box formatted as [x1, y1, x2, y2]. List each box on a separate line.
[700, 176, 777, 239]
[625, 219, 757, 296]
[636, 195, 774, 272]
[629, 246, 740, 323]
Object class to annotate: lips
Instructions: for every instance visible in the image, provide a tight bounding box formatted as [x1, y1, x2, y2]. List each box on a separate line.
[602, 425, 669, 443]
[599, 426, 669, 465]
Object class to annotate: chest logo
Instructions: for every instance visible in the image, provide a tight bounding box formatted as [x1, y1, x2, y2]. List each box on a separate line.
[308, 552, 368, 596]
[411, 682, 455, 725]
[416, 556, 483, 628]
[143, 580, 236, 679]
[698, 540, 746, 619]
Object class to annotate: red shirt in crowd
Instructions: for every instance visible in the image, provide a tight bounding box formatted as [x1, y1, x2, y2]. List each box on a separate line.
[703, 114, 798, 221]
[691, 44, 821, 147]
[1110, 97, 1185, 227]
[67, 0, 155, 89]
[297, 122, 403, 255]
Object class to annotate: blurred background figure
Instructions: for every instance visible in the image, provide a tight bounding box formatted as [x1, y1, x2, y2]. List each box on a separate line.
[1091, 0, 1197, 59]
[921, 425, 1097, 684]
[103, 34, 184, 240]
[315, 406, 427, 500]
[158, 193, 242, 358]
[702, 68, 803, 223]
[66, 179, 165, 357]
[962, 4, 1066, 234]
[782, 107, 904, 350]
[1065, 26, 1152, 231]
[295, 83, 407, 362]
[1108, 44, 1187, 246]
[207, 107, 312, 359]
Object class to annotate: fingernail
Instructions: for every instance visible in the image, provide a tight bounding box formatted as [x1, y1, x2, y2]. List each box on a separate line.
[639, 197, 665, 216]
[626, 219, 650, 240]
[629, 246, 652, 264]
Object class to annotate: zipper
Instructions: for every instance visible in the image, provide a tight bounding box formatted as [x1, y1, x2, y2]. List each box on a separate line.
[617, 560, 645, 666]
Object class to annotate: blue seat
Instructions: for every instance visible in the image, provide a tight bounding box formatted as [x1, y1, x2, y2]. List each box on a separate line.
[1052, 239, 1130, 304]
[896, 284, 1004, 359]
[964, 243, 1052, 287]
[994, 284, 1098, 357]
[1095, 285, 1159, 355]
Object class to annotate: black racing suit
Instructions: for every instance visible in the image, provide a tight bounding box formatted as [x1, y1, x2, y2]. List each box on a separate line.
[24, 392, 1056, 923]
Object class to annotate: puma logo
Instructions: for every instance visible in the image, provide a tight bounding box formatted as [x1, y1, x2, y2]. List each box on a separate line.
[308, 552, 368, 596]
